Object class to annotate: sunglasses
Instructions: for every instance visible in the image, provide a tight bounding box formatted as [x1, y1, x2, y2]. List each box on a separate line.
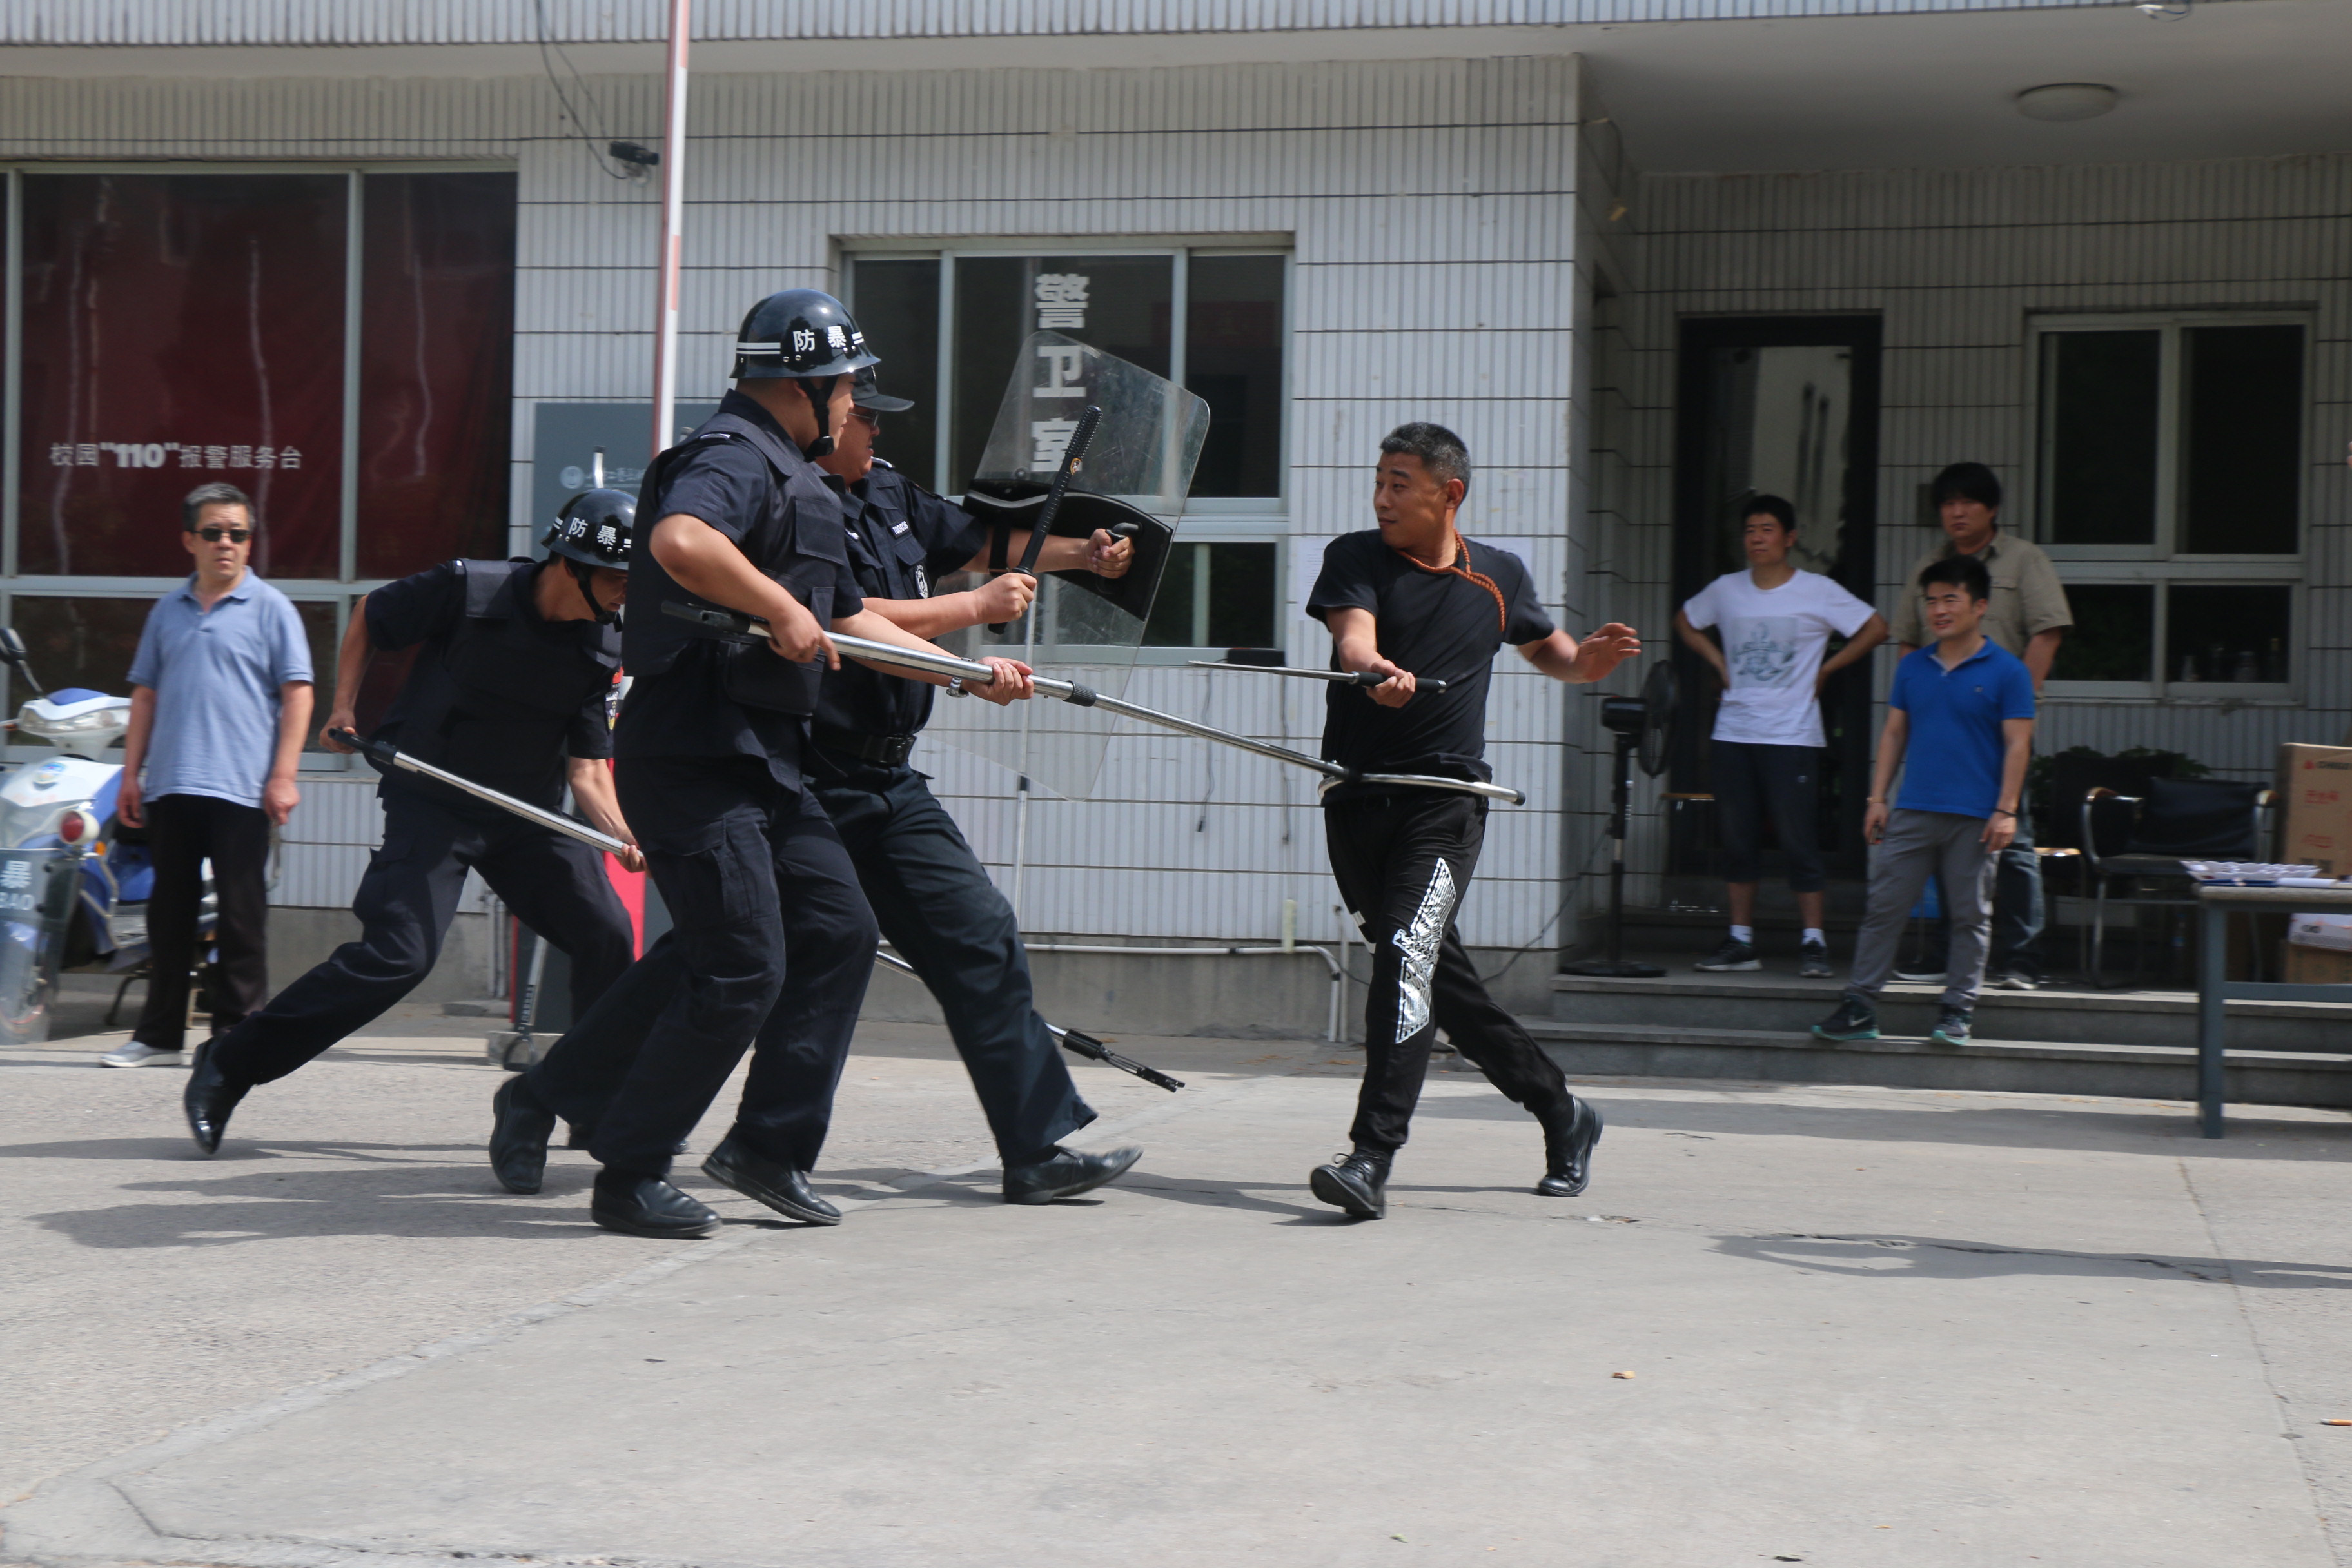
[848, 407, 883, 430]
[195, 527, 253, 544]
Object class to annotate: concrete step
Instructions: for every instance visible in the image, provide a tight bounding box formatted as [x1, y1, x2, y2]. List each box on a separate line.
[1525, 1018, 2352, 1109]
[1551, 971, 2352, 1054]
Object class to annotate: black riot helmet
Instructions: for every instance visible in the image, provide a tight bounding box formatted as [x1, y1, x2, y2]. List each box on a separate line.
[542, 487, 634, 625]
[729, 289, 881, 460]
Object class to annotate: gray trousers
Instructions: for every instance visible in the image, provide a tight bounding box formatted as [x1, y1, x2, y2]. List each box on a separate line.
[1848, 809, 1997, 1012]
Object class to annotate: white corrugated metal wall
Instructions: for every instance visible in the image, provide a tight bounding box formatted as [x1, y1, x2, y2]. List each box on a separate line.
[0, 57, 1594, 949]
[1592, 151, 2352, 903]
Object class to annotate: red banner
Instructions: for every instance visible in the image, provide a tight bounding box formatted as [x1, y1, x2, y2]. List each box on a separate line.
[19, 173, 347, 579]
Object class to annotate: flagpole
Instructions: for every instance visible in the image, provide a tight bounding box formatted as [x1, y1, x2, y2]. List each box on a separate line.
[649, 0, 691, 459]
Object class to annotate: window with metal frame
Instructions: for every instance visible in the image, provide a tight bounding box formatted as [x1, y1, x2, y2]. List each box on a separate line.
[2032, 314, 2306, 700]
[846, 245, 1288, 657]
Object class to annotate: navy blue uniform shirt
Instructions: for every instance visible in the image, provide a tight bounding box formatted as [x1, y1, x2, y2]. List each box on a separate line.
[617, 389, 865, 787]
[819, 460, 989, 739]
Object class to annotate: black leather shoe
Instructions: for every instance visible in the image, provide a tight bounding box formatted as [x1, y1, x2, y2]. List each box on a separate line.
[182, 1043, 250, 1157]
[1308, 1150, 1390, 1220]
[490, 1077, 557, 1195]
[1003, 1144, 1143, 1205]
[701, 1135, 841, 1226]
[1536, 1097, 1605, 1198]
[590, 1172, 721, 1239]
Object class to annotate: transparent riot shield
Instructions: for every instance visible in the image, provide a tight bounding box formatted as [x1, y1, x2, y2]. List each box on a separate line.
[923, 332, 1209, 799]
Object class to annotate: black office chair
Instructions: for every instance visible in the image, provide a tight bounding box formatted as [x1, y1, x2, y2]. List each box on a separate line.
[2081, 777, 2274, 988]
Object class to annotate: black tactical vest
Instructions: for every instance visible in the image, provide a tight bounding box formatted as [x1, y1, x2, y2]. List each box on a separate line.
[628, 408, 850, 717]
[384, 559, 621, 808]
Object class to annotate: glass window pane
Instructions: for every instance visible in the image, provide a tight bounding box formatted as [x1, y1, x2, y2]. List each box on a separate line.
[1206, 542, 1278, 647]
[847, 258, 940, 491]
[1186, 255, 1285, 498]
[2180, 324, 2302, 555]
[2167, 584, 2291, 684]
[5, 596, 152, 710]
[293, 600, 338, 750]
[19, 173, 348, 579]
[2048, 584, 2153, 682]
[357, 173, 516, 578]
[2040, 330, 2158, 546]
[950, 255, 1172, 490]
[1142, 542, 1198, 647]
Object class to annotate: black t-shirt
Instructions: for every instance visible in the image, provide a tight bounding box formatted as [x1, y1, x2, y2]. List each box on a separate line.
[367, 559, 615, 814]
[818, 460, 988, 741]
[616, 390, 865, 786]
[1306, 530, 1554, 788]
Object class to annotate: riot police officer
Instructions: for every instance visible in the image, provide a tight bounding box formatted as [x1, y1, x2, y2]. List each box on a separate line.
[182, 493, 645, 1155]
[493, 289, 1034, 1241]
[801, 367, 1144, 1201]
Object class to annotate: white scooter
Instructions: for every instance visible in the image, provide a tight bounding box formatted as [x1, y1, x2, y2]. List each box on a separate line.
[0, 629, 211, 1044]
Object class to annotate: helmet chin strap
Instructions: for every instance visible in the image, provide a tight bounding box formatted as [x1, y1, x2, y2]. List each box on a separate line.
[799, 375, 840, 459]
[568, 559, 616, 625]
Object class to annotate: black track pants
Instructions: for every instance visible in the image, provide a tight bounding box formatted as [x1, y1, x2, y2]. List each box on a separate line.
[529, 756, 879, 1179]
[209, 791, 636, 1086]
[1324, 791, 1576, 1156]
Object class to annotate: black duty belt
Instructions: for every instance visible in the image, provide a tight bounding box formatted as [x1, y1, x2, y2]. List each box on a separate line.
[811, 723, 918, 767]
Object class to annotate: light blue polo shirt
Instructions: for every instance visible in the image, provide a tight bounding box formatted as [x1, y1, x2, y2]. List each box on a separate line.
[126, 573, 313, 808]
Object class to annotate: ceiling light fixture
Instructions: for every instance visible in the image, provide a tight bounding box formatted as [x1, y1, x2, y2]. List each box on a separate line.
[2015, 83, 2120, 121]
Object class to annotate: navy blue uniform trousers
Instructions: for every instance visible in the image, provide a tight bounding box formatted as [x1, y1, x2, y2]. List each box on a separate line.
[527, 755, 879, 1179]
[812, 760, 1092, 1166]
[209, 790, 634, 1086]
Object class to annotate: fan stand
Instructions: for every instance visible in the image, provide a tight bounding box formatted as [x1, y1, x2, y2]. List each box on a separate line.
[1562, 727, 1667, 979]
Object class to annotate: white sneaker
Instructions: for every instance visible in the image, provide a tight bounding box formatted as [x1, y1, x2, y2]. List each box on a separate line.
[99, 1041, 184, 1068]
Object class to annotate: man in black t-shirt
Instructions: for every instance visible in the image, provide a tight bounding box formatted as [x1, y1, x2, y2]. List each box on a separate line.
[182, 495, 643, 1155]
[1304, 422, 1640, 1220]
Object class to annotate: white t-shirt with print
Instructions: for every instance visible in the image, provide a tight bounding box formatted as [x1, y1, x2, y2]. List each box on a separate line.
[1681, 568, 1878, 748]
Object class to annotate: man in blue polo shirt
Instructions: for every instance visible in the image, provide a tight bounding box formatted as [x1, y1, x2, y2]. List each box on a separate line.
[1812, 554, 2032, 1048]
[101, 482, 313, 1068]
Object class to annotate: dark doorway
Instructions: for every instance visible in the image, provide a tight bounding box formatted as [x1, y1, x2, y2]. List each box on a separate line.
[1669, 316, 1882, 896]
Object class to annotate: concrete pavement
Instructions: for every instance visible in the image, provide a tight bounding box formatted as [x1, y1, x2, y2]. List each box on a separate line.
[3, 1011, 2350, 1567]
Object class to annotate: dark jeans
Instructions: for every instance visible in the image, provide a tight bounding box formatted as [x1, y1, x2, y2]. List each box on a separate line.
[1913, 783, 2043, 979]
[529, 755, 879, 1179]
[132, 792, 271, 1052]
[1324, 790, 1577, 1157]
[210, 790, 636, 1086]
[1712, 740, 1825, 893]
[813, 761, 1092, 1166]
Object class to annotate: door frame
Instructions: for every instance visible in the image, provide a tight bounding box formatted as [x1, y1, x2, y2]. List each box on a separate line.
[1669, 313, 1883, 887]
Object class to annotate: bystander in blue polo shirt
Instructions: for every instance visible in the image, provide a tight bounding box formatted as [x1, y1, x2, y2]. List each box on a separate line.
[127, 574, 312, 806]
[1888, 637, 2036, 818]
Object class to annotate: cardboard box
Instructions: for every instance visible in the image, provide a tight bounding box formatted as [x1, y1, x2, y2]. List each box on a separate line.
[2288, 912, 2352, 953]
[2281, 941, 2352, 986]
[2276, 743, 2352, 876]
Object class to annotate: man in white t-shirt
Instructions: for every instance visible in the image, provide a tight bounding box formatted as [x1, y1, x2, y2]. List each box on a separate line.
[1674, 495, 1887, 977]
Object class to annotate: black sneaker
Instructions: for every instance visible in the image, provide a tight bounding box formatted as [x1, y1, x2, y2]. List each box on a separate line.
[1810, 996, 1879, 1042]
[1986, 970, 2040, 992]
[1695, 938, 1761, 973]
[1930, 1006, 1973, 1046]
[1890, 965, 1944, 984]
[1798, 939, 1833, 979]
